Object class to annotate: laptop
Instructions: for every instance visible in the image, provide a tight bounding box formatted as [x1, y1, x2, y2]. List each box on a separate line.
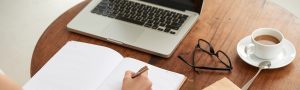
[67, 0, 203, 58]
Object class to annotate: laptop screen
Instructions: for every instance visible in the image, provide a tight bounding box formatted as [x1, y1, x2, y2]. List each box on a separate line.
[140, 0, 203, 13]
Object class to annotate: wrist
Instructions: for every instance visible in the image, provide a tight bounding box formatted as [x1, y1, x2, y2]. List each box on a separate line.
[0, 69, 4, 75]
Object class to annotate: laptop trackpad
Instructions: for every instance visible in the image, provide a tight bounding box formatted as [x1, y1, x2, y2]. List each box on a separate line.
[104, 22, 144, 43]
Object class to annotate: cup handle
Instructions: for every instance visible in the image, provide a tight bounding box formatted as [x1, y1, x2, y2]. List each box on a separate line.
[245, 43, 255, 55]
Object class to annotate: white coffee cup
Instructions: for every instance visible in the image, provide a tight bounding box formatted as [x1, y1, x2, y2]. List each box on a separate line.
[246, 28, 284, 60]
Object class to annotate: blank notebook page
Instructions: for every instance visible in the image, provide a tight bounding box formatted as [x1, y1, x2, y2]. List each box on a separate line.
[23, 41, 123, 90]
[97, 58, 186, 90]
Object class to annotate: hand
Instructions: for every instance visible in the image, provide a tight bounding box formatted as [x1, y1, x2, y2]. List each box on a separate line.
[0, 74, 22, 90]
[122, 70, 152, 90]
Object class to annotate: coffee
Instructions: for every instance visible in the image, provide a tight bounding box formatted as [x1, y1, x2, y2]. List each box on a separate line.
[254, 35, 280, 45]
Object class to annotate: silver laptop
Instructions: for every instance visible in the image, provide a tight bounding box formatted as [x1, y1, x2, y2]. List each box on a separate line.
[67, 0, 203, 58]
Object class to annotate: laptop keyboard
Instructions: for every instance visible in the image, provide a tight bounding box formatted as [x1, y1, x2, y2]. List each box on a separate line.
[91, 0, 189, 35]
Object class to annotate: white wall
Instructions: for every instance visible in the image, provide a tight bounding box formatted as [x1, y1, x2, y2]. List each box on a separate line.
[272, 0, 300, 18]
[0, 0, 83, 85]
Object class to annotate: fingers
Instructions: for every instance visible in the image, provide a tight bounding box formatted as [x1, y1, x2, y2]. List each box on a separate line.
[124, 71, 134, 79]
[124, 70, 148, 80]
[141, 70, 148, 77]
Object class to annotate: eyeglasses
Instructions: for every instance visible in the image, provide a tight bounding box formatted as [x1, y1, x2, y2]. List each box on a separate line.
[178, 39, 233, 72]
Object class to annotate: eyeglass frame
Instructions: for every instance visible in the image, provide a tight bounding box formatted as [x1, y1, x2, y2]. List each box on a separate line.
[178, 39, 233, 72]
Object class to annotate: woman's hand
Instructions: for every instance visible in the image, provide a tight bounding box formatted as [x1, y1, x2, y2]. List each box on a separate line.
[0, 74, 22, 90]
[122, 70, 152, 90]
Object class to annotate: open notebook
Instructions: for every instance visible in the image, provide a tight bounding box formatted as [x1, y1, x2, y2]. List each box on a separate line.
[23, 41, 186, 90]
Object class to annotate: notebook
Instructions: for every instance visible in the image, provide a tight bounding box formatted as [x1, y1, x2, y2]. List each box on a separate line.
[23, 41, 186, 90]
[203, 78, 240, 90]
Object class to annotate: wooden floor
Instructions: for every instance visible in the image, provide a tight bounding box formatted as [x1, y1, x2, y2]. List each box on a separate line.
[31, 0, 300, 89]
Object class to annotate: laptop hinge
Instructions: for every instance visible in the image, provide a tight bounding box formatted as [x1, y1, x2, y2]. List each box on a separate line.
[106, 38, 123, 45]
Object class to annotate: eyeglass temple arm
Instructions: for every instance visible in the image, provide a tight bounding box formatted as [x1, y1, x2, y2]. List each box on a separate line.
[179, 55, 232, 71]
[178, 55, 195, 67]
[194, 66, 232, 71]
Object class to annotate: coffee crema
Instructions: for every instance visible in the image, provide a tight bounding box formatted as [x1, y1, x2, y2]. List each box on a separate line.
[254, 35, 280, 45]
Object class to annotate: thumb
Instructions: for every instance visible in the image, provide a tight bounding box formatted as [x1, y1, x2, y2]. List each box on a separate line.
[124, 71, 134, 79]
[141, 70, 148, 77]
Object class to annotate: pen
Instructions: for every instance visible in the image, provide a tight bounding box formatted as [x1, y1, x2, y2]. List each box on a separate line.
[132, 66, 149, 78]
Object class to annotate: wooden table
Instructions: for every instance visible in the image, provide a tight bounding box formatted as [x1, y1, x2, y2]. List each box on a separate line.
[31, 0, 300, 90]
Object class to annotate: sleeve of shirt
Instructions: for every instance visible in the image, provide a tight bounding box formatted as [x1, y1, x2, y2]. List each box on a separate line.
[0, 69, 4, 75]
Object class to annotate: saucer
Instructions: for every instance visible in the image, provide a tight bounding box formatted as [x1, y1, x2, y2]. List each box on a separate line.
[237, 36, 296, 69]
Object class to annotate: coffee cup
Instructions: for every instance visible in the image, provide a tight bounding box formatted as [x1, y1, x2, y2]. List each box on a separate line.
[246, 28, 284, 60]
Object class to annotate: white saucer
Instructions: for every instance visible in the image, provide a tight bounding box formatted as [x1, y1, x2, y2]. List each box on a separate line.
[237, 36, 296, 69]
